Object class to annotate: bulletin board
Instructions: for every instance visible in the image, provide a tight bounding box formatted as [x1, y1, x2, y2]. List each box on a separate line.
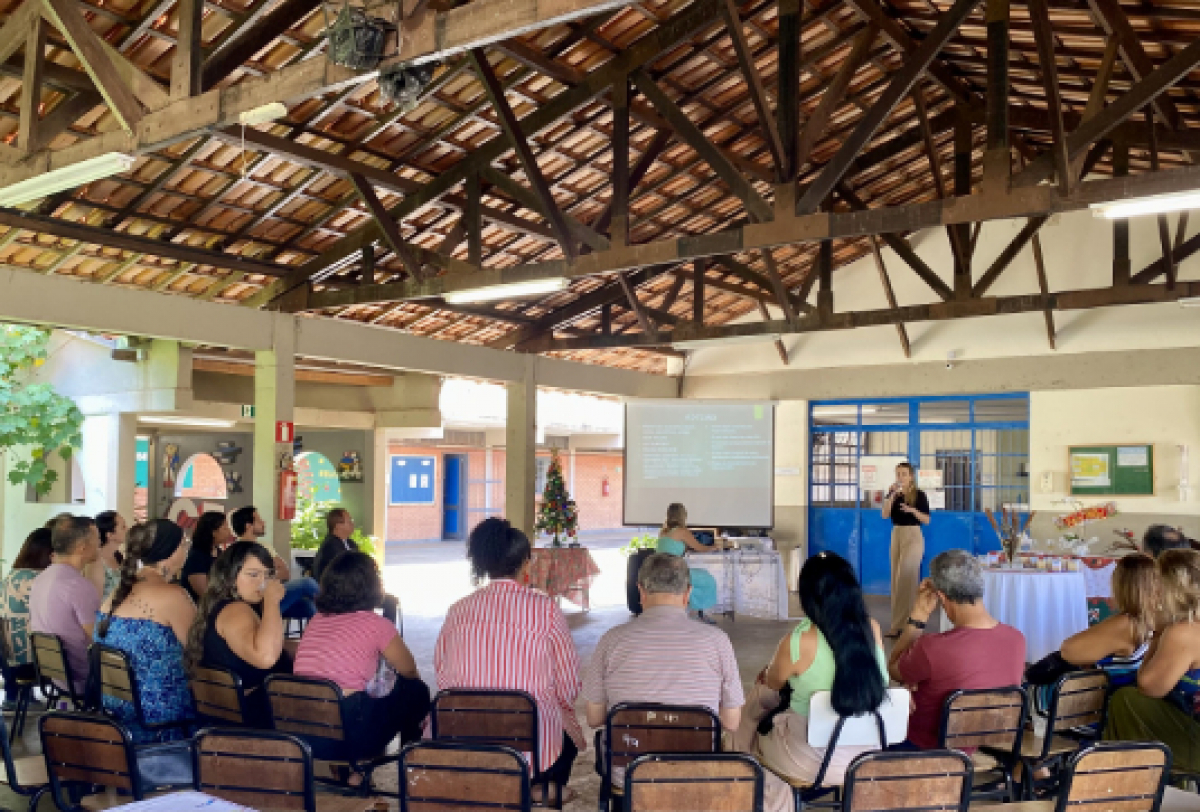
[1068, 444, 1154, 496]
[389, 455, 437, 505]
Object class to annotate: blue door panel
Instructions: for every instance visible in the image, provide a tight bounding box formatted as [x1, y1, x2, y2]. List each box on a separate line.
[860, 513, 894, 595]
[443, 456, 463, 538]
[923, 512, 975, 579]
[974, 513, 1002, 556]
[808, 508, 859, 575]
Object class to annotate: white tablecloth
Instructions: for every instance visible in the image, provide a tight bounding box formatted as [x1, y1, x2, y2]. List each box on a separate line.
[982, 569, 1089, 662]
[686, 550, 790, 620]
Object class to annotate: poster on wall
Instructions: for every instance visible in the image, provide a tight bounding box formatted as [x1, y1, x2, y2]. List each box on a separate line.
[1071, 452, 1111, 488]
[859, 455, 906, 490]
[338, 451, 364, 482]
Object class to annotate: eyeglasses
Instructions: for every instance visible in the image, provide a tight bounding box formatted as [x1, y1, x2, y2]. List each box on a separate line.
[243, 569, 275, 581]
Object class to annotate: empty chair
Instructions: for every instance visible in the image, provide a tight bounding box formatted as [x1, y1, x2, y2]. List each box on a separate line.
[1018, 670, 1109, 799]
[399, 740, 532, 811]
[189, 665, 249, 726]
[625, 753, 765, 812]
[939, 686, 1027, 802]
[30, 632, 86, 710]
[1058, 742, 1170, 812]
[840, 750, 973, 812]
[194, 727, 384, 812]
[599, 702, 721, 812]
[39, 711, 143, 809]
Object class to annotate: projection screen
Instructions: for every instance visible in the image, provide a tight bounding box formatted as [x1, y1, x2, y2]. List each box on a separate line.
[624, 400, 775, 528]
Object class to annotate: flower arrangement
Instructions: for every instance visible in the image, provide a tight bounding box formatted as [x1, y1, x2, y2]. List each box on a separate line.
[985, 506, 1035, 564]
[1054, 501, 1118, 529]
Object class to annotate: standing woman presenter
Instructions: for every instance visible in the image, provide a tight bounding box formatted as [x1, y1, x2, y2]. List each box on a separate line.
[882, 462, 930, 639]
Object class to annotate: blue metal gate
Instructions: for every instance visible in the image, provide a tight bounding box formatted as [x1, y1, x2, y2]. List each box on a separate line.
[808, 395, 1030, 595]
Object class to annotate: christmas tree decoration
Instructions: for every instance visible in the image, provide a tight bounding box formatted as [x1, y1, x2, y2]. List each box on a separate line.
[535, 449, 579, 547]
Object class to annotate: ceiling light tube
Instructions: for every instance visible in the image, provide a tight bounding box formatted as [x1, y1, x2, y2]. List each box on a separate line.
[673, 333, 783, 350]
[1091, 191, 1200, 220]
[442, 277, 570, 304]
[138, 416, 237, 428]
[0, 153, 136, 208]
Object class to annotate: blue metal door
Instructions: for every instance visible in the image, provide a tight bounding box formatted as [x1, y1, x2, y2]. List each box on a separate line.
[443, 455, 467, 540]
[808, 396, 1029, 595]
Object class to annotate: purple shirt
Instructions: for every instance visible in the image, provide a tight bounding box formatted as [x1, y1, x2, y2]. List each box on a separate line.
[29, 564, 101, 691]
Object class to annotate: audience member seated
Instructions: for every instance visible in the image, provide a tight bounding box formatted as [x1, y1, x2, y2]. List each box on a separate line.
[1026, 553, 1157, 699]
[230, 506, 317, 622]
[0, 528, 53, 707]
[888, 549, 1026, 749]
[734, 552, 887, 812]
[186, 541, 293, 727]
[435, 517, 583, 805]
[294, 551, 429, 762]
[655, 503, 720, 622]
[181, 512, 233, 603]
[95, 520, 197, 743]
[1104, 548, 1200, 773]
[88, 511, 127, 603]
[29, 516, 101, 696]
[311, 508, 357, 584]
[1143, 524, 1200, 558]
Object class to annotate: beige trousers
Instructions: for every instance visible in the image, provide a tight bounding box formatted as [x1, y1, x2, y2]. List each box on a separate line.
[889, 525, 925, 634]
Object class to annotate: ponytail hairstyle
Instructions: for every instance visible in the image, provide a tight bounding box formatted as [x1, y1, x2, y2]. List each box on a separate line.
[99, 519, 185, 638]
[95, 511, 125, 565]
[896, 462, 917, 507]
[661, 503, 687, 535]
[184, 541, 273, 674]
[466, 517, 531, 586]
[798, 551, 885, 717]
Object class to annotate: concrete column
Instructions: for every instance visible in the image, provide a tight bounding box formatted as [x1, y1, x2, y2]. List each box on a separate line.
[254, 315, 296, 560]
[506, 355, 537, 537]
[79, 413, 138, 519]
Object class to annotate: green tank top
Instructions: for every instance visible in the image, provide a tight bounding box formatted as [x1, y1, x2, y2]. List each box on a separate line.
[787, 619, 889, 715]
[656, 537, 687, 557]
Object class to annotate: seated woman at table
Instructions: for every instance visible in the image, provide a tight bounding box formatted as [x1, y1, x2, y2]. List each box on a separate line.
[1104, 548, 1200, 774]
[733, 551, 888, 810]
[655, 503, 719, 622]
[435, 517, 583, 805]
[1025, 553, 1158, 705]
[185, 541, 293, 728]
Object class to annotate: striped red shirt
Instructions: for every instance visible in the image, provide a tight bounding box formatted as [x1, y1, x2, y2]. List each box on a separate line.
[294, 611, 398, 692]
[435, 579, 584, 772]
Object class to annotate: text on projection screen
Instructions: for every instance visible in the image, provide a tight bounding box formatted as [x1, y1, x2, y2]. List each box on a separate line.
[624, 402, 775, 527]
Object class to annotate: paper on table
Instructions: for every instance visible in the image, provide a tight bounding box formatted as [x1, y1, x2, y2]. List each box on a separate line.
[110, 791, 254, 811]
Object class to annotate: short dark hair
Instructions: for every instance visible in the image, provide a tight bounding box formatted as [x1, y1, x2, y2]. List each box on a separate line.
[316, 551, 383, 614]
[13, 528, 53, 570]
[467, 517, 531, 584]
[1144, 525, 1188, 559]
[230, 506, 257, 537]
[326, 508, 349, 534]
[50, 516, 94, 556]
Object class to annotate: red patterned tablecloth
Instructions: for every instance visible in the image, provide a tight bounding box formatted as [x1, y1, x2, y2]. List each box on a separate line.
[529, 547, 600, 609]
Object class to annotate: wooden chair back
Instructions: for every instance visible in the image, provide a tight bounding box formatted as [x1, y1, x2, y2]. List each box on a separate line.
[265, 674, 347, 742]
[430, 689, 539, 761]
[399, 741, 530, 811]
[190, 666, 247, 725]
[604, 703, 721, 780]
[1056, 742, 1170, 812]
[625, 753, 763, 812]
[30, 632, 79, 704]
[194, 727, 317, 812]
[39, 712, 140, 801]
[842, 750, 973, 812]
[939, 687, 1027, 754]
[93, 644, 136, 708]
[1047, 670, 1109, 737]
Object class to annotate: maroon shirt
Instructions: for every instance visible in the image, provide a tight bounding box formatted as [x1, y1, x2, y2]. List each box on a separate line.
[895, 624, 1026, 749]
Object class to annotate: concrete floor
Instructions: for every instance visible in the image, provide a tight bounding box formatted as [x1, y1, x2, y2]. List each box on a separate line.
[0, 536, 893, 810]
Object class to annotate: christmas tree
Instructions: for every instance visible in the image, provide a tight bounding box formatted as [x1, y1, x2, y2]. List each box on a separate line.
[535, 449, 579, 546]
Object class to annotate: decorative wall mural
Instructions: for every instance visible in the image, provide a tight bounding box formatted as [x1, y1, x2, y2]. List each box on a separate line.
[296, 452, 342, 503]
[175, 453, 229, 500]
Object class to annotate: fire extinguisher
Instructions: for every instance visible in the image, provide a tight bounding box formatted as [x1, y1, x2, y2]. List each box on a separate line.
[278, 470, 298, 521]
[602, 476, 610, 497]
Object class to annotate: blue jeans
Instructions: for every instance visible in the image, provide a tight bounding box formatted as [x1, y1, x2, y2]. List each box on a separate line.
[280, 577, 318, 620]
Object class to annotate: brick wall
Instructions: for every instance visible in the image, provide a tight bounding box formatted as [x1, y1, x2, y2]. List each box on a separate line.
[384, 443, 625, 542]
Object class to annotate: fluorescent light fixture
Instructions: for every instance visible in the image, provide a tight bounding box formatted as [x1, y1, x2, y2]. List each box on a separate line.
[138, 416, 237, 428]
[238, 102, 288, 127]
[673, 333, 782, 350]
[1092, 191, 1200, 220]
[0, 153, 136, 207]
[442, 277, 570, 304]
[1180, 297, 1200, 308]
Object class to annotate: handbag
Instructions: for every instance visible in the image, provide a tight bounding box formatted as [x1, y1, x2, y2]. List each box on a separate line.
[1024, 650, 1077, 686]
[135, 740, 194, 793]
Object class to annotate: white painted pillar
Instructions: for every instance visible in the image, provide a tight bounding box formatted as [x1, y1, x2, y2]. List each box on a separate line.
[373, 428, 391, 546]
[506, 356, 537, 538]
[80, 413, 138, 518]
[253, 316, 296, 560]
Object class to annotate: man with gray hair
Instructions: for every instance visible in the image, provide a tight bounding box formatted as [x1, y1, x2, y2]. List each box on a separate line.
[887, 549, 1025, 749]
[582, 553, 744, 781]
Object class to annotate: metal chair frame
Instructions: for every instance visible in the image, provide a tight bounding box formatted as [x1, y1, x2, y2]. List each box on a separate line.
[29, 632, 86, 712]
[0, 702, 50, 810]
[189, 664, 251, 726]
[938, 685, 1028, 803]
[39, 710, 143, 812]
[1020, 670, 1110, 799]
[193, 726, 321, 812]
[0, 616, 38, 744]
[91, 642, 193, 735]
[398, 740, 533, 812]
[1054, 742, 1171, 812]
[840, 750, 974, 812]
[623, 752, 765, 812]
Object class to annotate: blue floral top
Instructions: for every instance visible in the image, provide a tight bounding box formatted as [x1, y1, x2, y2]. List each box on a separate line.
[94, 614, 195, 743]
[1, 569, 39, 666]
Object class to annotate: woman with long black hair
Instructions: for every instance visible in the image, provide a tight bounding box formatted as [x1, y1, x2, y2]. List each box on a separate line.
[734, 552, 888, 810]
[882, 462, 930, 638]
[180, 511, 233, 602]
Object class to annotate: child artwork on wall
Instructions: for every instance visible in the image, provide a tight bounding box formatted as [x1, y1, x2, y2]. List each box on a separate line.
[338, 450, 364, 482]
[162, 443, 181, 489]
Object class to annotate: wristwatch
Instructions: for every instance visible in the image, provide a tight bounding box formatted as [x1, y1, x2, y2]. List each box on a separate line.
[906, 616, 927, 630]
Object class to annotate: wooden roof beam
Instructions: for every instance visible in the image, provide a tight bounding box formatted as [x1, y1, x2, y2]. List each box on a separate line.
[1085, 0, 1183, 131]
[721, 0, 785, 178]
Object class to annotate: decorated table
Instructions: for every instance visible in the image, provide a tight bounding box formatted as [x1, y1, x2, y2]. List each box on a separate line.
[686, 548, 790, 621]
[529, 546, 600, 609]
[982, 568, 1089, 662]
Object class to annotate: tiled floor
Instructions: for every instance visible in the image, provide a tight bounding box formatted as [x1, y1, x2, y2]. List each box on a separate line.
[0, 537, 884, 810]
